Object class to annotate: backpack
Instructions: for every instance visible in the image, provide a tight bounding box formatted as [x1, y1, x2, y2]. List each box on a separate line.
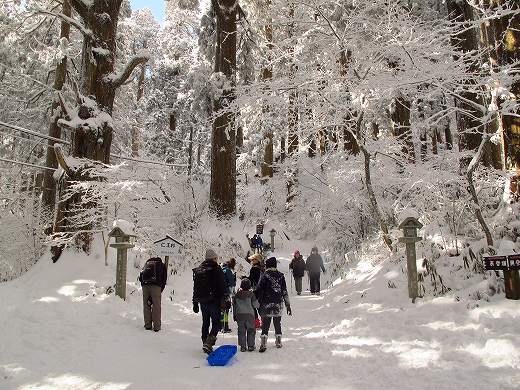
[140, 259, 158, 285]
[193, 264, 214, 303]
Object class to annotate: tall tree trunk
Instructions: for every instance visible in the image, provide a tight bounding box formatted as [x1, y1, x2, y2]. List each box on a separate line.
[188, 125, 194, 175]
[131, 63, 146, 157]
[209, 0, 237, 216]
[287, 3, 298, 157]
[391, 96, 415, 162]
[466, 135, 494, 247]
[484, 1, 520, 173]
[261, 1, 274, 180]
[42, 0, 70, 215]
[53, 0, 148, 256]
[316, 61, 327, 156]
[280, 137, 286, 162]
[442, 94, 454, 150]
[340, 49, 359, 155]
[446, 0, 500, 168]
[432, 130, 439, 155]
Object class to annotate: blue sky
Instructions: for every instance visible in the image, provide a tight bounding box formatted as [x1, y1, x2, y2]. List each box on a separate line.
[129, 0, 165, 23]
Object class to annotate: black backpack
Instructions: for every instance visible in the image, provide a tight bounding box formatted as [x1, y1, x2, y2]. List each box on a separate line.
[140, 259, 158, 285]
[193, 264, 214, 303]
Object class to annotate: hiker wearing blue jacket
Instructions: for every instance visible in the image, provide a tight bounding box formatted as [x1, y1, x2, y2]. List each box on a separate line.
[221, 258, 236, 333]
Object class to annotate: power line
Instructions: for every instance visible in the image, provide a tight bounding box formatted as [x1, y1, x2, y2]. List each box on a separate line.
[1, 121, 187, 168]
[111, 154, 187, 168]
[0, 121, 70, 145]
[0, 157, 56, 171]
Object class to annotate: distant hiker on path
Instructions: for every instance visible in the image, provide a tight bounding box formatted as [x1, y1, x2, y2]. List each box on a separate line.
[289, 250, 306, 295]
[255, 257, 292, 352]
[192, 249, 227, 354]
[252, 234, 263, 254]
[138, 257, 167, 332]
[221, 258, 237, 333]
[306, 247, 326, 295]
[233, 278, 259, 352]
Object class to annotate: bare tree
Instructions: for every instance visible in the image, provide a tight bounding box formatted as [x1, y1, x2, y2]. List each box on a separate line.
[42, 0, 71, 214]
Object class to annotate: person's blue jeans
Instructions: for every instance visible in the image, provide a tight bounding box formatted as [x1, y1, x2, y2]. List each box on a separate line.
[200, 302, 221, 341]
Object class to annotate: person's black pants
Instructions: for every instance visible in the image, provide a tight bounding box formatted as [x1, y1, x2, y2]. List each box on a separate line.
[309, 272, 321, 293]
[261, 316, 282, 335]
[200, 302, 221, 341]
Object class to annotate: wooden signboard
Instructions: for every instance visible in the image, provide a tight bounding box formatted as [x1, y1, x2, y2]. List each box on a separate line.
[484, 255, 509, 271]
[508, 254, 520, 271]
[484, 254, 520, 300]
[153, 235, 183, 256]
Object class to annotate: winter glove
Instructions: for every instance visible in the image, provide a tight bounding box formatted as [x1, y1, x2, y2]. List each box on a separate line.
[193, 303, 199, 313]
[287, 306, 292, 316]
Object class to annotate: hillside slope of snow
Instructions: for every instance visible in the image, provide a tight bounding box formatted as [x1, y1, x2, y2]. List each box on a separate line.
[1, 245, 519, 390]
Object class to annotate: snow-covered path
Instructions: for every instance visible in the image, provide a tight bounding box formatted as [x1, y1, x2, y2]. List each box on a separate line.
[1, 250, 520, 390]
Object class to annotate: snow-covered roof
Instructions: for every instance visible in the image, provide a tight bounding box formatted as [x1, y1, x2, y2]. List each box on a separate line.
[153, 234, 183, 246]
[111, 219, 135, 235]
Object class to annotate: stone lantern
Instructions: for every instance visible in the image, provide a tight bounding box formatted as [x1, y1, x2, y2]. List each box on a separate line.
[270, 228, 276, 252]
[109, 220, 136, 300]
[398, 217, 423, 303]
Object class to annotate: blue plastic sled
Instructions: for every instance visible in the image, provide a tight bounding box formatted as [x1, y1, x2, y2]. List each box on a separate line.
[207, 345, 237, 366]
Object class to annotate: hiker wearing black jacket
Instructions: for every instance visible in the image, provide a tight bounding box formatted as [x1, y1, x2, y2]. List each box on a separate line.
[192, 249, 227, 354]
[255, 257, 291, 352]
[289, 250, 306, 295]
[139, 257, 167, 332]
[306, 247, 326, 295]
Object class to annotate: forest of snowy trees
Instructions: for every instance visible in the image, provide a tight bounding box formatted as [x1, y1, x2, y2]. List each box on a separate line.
[0, 0, 519, 298]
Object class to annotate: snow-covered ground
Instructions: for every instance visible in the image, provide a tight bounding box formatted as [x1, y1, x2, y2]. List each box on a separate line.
[1, 245, 519, 390]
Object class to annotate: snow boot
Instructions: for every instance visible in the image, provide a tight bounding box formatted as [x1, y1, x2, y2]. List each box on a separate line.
[222, 323, 232, 333]
[248, 346, 256, 352]
[203, 335, 217, 354]
[275, 334, 282, 348]
[240, 346, 247, 352]
[259, 335, 268, 353]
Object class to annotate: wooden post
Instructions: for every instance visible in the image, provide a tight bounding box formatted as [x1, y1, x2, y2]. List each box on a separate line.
[164, 255, 170, 283]
[405, 242, 419, 301]
[115, 247, 128, 300]
[398, 217, 423, 303]
[109, 223, 136, 301]
[504, 270, 520, 300]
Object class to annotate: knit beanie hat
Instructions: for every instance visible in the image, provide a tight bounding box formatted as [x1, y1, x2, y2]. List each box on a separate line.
[266, 257, 277, 269]
[205, 248, 218, 260]
[240, 278, 252, 290]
